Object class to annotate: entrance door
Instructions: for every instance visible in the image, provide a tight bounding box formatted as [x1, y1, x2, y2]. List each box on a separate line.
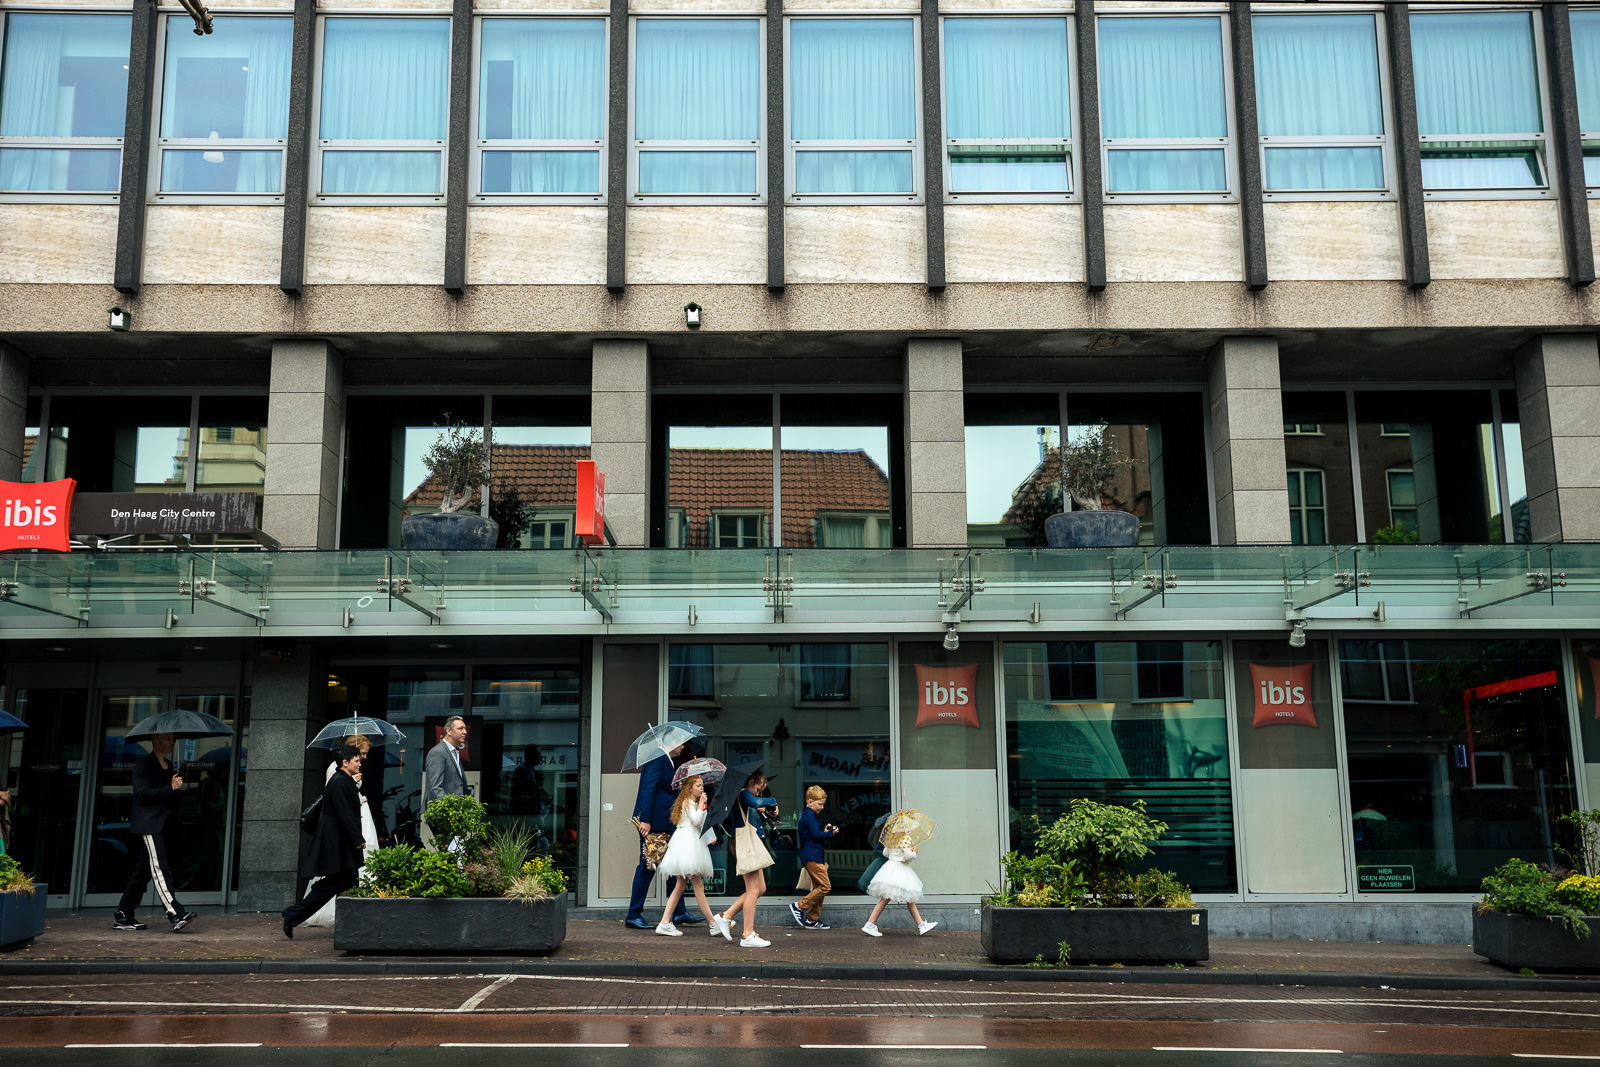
[82, 689, 241, 908]
[3, 687, 90, 907]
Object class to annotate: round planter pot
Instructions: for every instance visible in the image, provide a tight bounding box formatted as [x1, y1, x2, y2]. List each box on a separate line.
[401, 512, 500, 550]
[1043, 510, 1140, 548]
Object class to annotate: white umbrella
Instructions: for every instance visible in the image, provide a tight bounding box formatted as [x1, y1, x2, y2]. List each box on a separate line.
[307, 716, 406, 749]
[621, 721, 704, 771]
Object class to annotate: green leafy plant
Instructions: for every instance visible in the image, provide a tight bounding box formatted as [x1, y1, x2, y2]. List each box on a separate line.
[1556, 874, 1600, 915]
[987, 800, 1193, 910]
[489, 823, 536, 882]
[1560, 809, 1600, 877]
[1372, 523, 1419, 544]
[521, 854, 568, 897]
[1060, 422, 1133, 512]
[1478, 858, 1591, 939]
[1056, 941, 1072, 967]
[424, 794, 491, 851]
[350, 845, 471, 899]
[0, 853, 36, 893]
[422, 416, 492, 514]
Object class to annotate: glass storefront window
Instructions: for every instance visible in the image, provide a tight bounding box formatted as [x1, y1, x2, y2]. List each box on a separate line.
[1352, 391, 1500, 543]
[667, 642, 891, 896]
[342, 396, 484, 549]
[488, 396, 591, 550]
[1066, 392, 1210, 545]
[46, 396, 193, 494]
[1571, 639, 1600, 832]
[1497, 389, 1530, 544]
[4, 687, 88, 894]
[965, 393, 1061, 547]
[471, 667, 582, 877]
[1005, 640, 1233, 892]
[779, 395, 894, 548]
[662, 396, 771, 549]
[1341, 639, 1576, 892]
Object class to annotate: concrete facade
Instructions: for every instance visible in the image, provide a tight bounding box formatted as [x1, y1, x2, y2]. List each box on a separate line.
[263, 341, 344, 550]
[1516, 333, 1600, 543]
[1207, 336, 1290, 546]
[590, 340, 651, 548]
[904, 338, 966, 549]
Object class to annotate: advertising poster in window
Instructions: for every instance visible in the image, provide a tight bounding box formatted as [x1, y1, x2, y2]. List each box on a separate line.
[1232, 642, 1336, 770]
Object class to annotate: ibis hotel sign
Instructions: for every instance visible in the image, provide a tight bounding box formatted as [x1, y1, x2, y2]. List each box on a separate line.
[0, 480, 260, 550]
[0, 478, 76, 551]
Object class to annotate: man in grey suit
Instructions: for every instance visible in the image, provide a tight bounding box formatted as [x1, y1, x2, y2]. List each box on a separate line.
[423, 714, 470, 807]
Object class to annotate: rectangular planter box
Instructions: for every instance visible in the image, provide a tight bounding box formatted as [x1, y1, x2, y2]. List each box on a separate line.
[0, 883, 47, 950]
[982, 904, 1208, 964]
[1473, 908, 1600, 971]
[334, 894, 566, 954]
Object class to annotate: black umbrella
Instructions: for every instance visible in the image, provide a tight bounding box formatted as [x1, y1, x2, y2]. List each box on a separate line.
[706, 757, 768, 830]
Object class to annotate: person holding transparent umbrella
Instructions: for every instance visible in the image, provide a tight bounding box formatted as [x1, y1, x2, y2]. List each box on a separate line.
[623, 721, 705, 930]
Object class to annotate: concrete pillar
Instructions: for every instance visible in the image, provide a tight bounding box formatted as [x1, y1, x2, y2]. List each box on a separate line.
[262, 340, 343, 549]
[904, 338, 966, 548]
[236, 643, 324, 910]
[0, 343, 29, 482]
[1516, 333, 1600, 542]
[590, 339, 650, 547]
[1207, 336, 1291, 545]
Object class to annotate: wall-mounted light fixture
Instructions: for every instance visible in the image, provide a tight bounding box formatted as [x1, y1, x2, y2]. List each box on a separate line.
[943, 622, 960, 652]
[108, 306, 131, 332]
[684, 302, 702, 328]
[1288, 618, 1308, 648]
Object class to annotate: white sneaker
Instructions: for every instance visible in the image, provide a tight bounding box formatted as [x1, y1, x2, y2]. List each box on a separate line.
[710, 916, 733, 942]
[861, 921, 882, 937]
[655, 922, 682, 936]
[918, 920, 939, 935]
[739, 933, 771, 948]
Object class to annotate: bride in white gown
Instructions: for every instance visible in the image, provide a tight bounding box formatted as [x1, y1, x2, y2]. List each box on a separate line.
[301, 739, 380, 928]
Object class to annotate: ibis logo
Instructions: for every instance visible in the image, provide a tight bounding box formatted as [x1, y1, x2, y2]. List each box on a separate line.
[0, 478, 75, 552]
[914, 664, 980, 729]
[1249, 662, 1319, 728]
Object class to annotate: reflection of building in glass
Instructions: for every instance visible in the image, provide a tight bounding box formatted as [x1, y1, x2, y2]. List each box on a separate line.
[974, 423, 1158, 547]
[165, 425, 268, 494]
[404, 443, 891, 549]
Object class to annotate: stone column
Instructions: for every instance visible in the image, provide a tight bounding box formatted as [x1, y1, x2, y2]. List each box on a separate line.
[1207, 336, 1290, 545]
[1516, 334, 1600, 542]
[263, 340, 343, 549]
[904, 338, 966, 548]
[236, 643, 324, 911]
[590, 339, 649, 547]
[0, 343, 29, 481]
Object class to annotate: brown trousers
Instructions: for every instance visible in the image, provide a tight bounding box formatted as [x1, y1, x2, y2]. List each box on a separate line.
[797, 861, 832, 920]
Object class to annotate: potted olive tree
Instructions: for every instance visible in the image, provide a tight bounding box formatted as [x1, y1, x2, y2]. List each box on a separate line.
[1043, 422, 1142, 548]
[981, 799, 1207, 964]
[334, 795, 568, 954]
[400, 418, 500, 550]
[0, 853, 46, 950]
[1472, 809, 1600, 970]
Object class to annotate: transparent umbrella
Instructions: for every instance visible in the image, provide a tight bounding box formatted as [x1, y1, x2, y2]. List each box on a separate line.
[125, 709, 233, 741]
[621, 721, 704, 771]
[307, 716, 407, 749]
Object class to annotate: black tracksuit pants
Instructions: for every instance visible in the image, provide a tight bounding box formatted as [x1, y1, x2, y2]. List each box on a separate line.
[117, 827, 186, 919]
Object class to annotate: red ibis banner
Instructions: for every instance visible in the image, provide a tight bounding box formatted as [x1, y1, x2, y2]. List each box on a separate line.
[914, 664, 980, 728]
[575, 460, 606, 546]
[1249, 662, 1318, 728]
[0, 478, 75, 552]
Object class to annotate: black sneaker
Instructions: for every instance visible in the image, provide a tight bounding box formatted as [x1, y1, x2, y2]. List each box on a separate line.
[803, 919, 831, 930]
[112, 915, 146, 931]
[170, 911, 196, 932]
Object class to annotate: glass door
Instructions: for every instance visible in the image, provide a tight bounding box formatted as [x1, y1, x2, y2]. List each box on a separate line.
[5, 687, 90, 906]
[84, 692, 164, 904]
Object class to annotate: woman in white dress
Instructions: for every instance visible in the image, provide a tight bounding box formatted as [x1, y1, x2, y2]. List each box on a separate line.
[301, 735, 380, 928]
[654, 775, 725, 938]
[862, 843, 939, 937]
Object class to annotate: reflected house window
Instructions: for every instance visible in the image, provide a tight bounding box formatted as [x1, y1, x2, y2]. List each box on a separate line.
[1340, 639, 1576, 890]
[1006, 640, 1233, 892]
[669, 645, 716, 701]
[799, 644, 852, 702]
[1282, 392, 1357, 543]
[156, 15, 293, 196]
[477, 17, 606, 198]
[1287, 467, 1327, 546]
[1284, 422, 1321, 435]
[964, 393, 1061, 547]
[1387, 468, 1417, 532]
[713, 511, 766, 548]
[0, 11, 131, 195]
[1353, 391, 1500, 544]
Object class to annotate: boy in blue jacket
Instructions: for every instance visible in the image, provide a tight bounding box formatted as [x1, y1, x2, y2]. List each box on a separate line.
[789, 786, 838, 929]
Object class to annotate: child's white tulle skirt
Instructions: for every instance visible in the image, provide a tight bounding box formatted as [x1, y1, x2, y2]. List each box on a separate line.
[867, 858, 923, 904]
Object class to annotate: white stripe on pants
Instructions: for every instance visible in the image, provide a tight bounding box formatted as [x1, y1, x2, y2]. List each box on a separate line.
[141, 834, 178, 917]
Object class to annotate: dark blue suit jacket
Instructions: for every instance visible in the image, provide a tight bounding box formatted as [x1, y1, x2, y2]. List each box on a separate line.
[632, 753, 676, 829]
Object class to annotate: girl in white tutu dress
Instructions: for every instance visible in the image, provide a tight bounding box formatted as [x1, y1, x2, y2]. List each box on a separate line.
[655, 775, 724, 937]
[862, 843, 938, 937]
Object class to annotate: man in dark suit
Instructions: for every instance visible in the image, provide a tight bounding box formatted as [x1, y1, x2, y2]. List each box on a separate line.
[423, 715, 470, 807]
[114, 732, 197, 933]
[282, 744, 367, 938]
[624, 743, 700, 928]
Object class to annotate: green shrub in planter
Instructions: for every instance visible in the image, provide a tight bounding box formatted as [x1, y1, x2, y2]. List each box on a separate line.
[0, 854, 33, 894]
[1477, 858, 1591, 938]
[991, 798, 1193, 908]
[424, 794, 490, 850]
[349, 845, 470, 899]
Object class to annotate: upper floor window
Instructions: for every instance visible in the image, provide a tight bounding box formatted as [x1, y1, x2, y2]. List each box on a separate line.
[316, 17, 449, 200]
[155, 15, 292, 201]
[476, 18, 605, 201]
[1287, 467, 1327, 545]
[1570, 9, 1600, 192]
[941, 16, 1073, 201]
[1253, 13, 1389, 199]
[1411, 11, 1548, 198]
[632, 17, 762, 201]
[1098, 15, 1232, 200]
[0, 12, 130, 198]
[787, 17, 919, 202]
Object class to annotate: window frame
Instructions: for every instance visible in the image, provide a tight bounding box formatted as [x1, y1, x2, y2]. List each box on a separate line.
[1096, 11, 1238, 204]
[1287, 466, 1327, 546]
[471, 14, 608, 206]
[0, 8, 130, 204]
[713, 509, 768, 548]
[1251, 9, 1396, 203]
[1409, 5, 1556, 202]
[627, 14, 764, 206]
[312, 13, 450, 205]
[147, 12, 291, 206]
[1568, 6, 1600, 197]
[784, 14, 923, 205]
[938, 13, 1079, 205]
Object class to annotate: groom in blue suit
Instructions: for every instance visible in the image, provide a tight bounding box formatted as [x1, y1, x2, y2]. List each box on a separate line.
[625, 742, 702, 928]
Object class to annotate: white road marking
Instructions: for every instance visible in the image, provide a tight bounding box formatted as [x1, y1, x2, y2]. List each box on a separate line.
[1154, 1050, 1342, 1055]
[456, 975, 518, 1012]
[1511, 1057, 1600, 1061]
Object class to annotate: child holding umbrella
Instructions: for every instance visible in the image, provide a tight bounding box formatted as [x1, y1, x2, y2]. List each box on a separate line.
[862, 808, 939, 937]
[654, 758, 730, 939]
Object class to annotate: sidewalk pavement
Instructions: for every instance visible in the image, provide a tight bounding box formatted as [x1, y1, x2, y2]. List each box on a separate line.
[2, 909, 1596, 992]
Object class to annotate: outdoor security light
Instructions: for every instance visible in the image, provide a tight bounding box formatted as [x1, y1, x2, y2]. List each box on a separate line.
[684, 302, 702, 328]
[1288, 619, 1307, 648]
[943, 624, 960, 652]
[108, 306, 130, 332]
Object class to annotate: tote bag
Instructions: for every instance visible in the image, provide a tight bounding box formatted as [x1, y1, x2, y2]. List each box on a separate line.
[733, 804, 773, 876]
